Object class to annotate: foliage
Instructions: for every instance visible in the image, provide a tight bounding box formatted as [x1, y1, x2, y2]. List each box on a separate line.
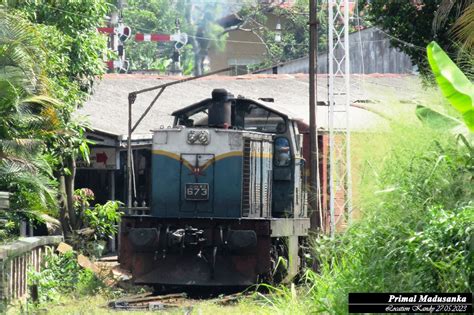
[404, 205, 473, 291]
[452, 3, 474, 51]
[10, 0, 109, 96]
[73, 188, 95, 212]
[29, 250, 105, 305]
[241, 0, 327, 71]
[123, 0, 181, 71]
[415, 104, 462, 130]
[68, 188, 122, 257]
[0, 9, 61, 239]
[72, 188, 123, 242]
[358, 0, 473, 80]
[278, 43, 472, 313]
[2, 1, 110, 236]
[426, 41, 474, 131]
[84, 200, 123, 241]
[259, 122, 473, 314]
[0, 213, 15, 242]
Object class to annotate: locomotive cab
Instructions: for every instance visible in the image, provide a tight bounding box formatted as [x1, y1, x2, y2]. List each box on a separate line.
[171, 89, 307, 219]
[119, 89, 310, 287]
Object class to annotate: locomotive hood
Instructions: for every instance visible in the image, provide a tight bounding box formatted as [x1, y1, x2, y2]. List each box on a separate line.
[171, 88, 300, 122]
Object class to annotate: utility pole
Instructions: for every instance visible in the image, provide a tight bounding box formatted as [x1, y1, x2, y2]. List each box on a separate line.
[308, 0, 320, 230]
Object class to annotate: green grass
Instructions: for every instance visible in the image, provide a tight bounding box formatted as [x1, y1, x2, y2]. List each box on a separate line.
[258, 119, 473, 314]
[7, 293, 273, 315]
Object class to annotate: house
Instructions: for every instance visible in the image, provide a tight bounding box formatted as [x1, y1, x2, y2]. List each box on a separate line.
[255, 27, 415, 74]
[209, 17, 414, 75]
[77, 73, 428, 230]
[208, 12, 284, 74]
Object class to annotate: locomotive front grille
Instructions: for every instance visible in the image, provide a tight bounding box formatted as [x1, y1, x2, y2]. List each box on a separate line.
[241, 137, 272, 218]
[242, 139, 252, 217]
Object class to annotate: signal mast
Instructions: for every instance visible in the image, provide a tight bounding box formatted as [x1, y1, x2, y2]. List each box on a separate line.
[98, 4, 187, 74]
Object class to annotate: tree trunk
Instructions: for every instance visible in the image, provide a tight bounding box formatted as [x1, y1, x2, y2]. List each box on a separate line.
[65, 155, 77, 230]
[57, 172, 71, 237]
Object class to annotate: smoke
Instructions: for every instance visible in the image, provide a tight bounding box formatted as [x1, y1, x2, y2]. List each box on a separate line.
[184, 0, 242, 74]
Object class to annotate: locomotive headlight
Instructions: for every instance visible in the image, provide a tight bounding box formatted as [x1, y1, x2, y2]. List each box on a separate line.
[187, 130, 210, 145]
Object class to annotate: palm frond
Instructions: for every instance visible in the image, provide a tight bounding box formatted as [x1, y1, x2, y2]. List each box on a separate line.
[0, 159, 56, 207]
[0, 138, 43, 154]
[0, 77, 19, 110]
[22, 94, 62, 108]
[452, 3, 474, 50]
[0, 154, 38, 173]
[0, 9, 44, 93]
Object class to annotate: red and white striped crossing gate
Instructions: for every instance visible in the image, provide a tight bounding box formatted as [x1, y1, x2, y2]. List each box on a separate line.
[98, 25, 188, 71]
[135, 33, 188, 49]
[98, 25, 132, 42]
[97, 26, 188, 47]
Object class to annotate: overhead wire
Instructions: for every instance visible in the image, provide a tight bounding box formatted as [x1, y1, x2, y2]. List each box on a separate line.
[356, 16, 428, 52]
[18, 1, 437, 54]
[20, 1, 450, 71]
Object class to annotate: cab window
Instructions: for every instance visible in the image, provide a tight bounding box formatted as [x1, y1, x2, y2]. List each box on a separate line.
[274, 137, 291, 166]
[238, 104, 286, 133]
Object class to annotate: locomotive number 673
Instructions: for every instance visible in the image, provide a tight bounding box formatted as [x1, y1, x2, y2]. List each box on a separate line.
[119, 89, 311, 287]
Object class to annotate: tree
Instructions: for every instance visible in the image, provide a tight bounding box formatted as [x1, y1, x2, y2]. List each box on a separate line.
[4, 0, 110, 235]
[238, 0, 327, 71]
[183, 1, 228, 75]
[0, 9, 60, 238]
[122, 0, 183, 71]
[358, 0, 473, 80]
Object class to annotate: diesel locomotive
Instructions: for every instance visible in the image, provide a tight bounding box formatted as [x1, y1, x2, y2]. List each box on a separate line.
[119, 89, 311, 287]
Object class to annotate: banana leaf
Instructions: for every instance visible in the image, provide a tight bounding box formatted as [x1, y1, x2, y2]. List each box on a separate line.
[427, 41, 474, 132]
[415, 105, 462, 130]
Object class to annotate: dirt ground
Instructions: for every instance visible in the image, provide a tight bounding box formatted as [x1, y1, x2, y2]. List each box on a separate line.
[5, 254, 272, 314]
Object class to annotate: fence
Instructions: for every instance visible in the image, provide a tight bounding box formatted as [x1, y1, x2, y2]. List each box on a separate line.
[0, 236, 63, 305]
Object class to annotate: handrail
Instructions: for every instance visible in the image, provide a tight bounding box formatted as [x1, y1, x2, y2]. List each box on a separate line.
[0, 236, 63, 304]
[119, 207, 151, 216]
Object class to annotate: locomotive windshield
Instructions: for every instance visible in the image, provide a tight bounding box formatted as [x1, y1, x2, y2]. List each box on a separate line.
[174, 99, 287, 134]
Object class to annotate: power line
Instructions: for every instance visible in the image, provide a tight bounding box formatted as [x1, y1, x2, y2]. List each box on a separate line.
[13, 1, 436, 54]
[356, 16, 426, 52]
[189, 34, 307, 46]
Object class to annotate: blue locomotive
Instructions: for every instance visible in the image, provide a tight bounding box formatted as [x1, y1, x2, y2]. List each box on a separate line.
[119, 89, 310, 286]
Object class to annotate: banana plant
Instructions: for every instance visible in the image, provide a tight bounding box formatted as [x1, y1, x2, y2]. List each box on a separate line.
[420, 41, 474, 132]
[415, 104, 462, 130]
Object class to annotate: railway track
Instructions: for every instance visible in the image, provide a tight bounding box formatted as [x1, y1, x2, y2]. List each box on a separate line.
[108, 291, 243, 311]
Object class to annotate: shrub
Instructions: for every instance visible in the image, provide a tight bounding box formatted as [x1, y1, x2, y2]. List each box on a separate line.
[307, 124, 473, 313]
[29, 250, 105, 304]
[84, 200, 123, 241]
[68, 188, 123, 257]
